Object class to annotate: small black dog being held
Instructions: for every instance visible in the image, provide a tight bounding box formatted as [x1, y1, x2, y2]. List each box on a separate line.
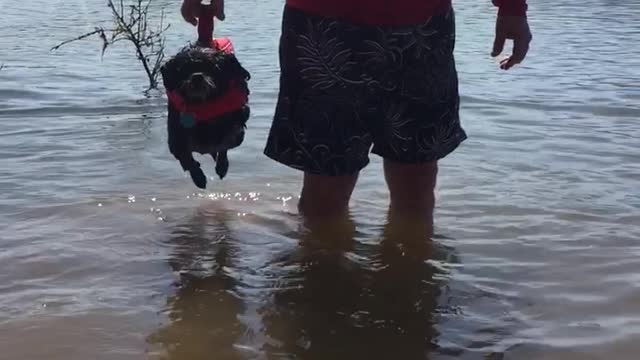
[160, 3, 250, 189]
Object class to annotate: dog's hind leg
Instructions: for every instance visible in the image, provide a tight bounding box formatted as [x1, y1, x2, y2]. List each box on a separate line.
[213, 151, 229, 179]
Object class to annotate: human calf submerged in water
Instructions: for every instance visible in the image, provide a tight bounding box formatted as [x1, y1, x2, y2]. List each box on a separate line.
[162, 2, 250, 189]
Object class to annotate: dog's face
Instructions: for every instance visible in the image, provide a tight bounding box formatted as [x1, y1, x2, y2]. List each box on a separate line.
[180, 70, 217, 104]
[161, 46, 230, 105]
[162, 43, 250, 102]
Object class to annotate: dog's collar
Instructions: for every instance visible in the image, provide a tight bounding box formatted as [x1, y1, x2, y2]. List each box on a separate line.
[167, 83, 248, 126]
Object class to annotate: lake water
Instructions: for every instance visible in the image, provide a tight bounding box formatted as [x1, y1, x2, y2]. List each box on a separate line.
[1, 0, 639, 359]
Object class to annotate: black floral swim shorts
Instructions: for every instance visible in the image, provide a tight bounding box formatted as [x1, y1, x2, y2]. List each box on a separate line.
[264, 5, 467, 176]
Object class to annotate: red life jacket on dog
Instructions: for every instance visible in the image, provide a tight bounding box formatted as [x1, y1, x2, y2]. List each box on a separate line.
[166, 37, 249, 124]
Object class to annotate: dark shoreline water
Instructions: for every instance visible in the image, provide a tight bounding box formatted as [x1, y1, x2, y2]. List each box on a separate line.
[1, 0, 640, 359]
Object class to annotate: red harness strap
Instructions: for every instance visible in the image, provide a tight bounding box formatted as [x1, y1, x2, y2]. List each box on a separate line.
[166, 79, 247, 122]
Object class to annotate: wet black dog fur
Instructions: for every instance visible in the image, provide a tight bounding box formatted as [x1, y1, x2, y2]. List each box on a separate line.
[160, 43, 250, 189]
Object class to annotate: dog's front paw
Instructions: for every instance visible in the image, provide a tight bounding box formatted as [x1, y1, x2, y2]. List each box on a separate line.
[215, 152, 229, 179]
[189, 167, 207, 189]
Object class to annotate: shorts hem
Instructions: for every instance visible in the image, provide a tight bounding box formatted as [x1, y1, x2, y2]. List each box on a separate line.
[263, 148, 369, 177]
[370, 132, 467, 164]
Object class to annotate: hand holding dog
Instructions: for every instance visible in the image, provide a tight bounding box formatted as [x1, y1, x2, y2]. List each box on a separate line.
[181, 0, 225, 26]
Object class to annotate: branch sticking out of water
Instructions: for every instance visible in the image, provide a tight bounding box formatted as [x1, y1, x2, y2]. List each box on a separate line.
[51, 0, 170, 89]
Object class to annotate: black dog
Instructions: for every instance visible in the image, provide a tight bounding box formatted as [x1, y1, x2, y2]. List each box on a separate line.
[160, 16, 250, 189]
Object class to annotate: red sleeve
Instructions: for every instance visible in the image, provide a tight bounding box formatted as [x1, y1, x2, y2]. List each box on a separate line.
[493, 0, 528, 16]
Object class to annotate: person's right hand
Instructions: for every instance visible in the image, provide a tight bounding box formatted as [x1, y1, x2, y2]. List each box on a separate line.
[181, 0, 225, 26]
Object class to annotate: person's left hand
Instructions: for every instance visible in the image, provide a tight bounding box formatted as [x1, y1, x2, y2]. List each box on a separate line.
[181, 0, 226, 26]
[491, 15, 532, 70]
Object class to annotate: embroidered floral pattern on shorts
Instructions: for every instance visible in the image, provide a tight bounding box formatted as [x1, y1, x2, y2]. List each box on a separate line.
[264, 6, 467, 175]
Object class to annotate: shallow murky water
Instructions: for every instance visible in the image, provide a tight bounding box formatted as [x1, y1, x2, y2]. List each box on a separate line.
[1, 0, 639, 359]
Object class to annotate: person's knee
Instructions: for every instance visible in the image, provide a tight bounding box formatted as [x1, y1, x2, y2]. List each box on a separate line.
[384, 160, 438, 212]
[299, 173, 358, 217]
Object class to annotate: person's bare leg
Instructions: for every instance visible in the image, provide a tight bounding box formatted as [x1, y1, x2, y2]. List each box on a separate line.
[383, 160, 438, 237]
[298, 173, 359, 218]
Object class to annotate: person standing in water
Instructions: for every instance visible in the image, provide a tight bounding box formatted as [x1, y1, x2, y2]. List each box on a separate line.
[181, 0, 532, 234]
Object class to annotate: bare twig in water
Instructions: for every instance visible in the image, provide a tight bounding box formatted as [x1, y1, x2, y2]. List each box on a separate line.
[51, 0, 170, 89]
[51, 28, 110, 55]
